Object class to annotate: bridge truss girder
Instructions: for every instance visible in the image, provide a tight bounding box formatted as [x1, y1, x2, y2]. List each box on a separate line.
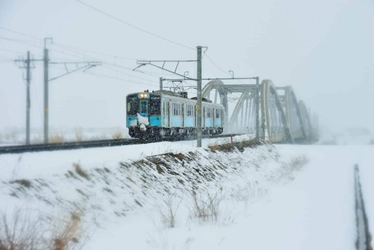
[261, 80, 294, 143]
[276, 86, 307, 142]
[202, 80, 258, 134]
[201, 79, 317, 143]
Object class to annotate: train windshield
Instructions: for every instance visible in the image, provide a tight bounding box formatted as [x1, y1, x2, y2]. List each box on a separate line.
[150, 94, 161, 115]
[127, 94, 139, 115]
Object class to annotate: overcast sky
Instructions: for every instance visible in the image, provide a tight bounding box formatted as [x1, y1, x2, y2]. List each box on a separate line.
[1, 0, 373, 134]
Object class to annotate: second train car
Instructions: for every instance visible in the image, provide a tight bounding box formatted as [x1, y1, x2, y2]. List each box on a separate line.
[126, 90, 225, 139]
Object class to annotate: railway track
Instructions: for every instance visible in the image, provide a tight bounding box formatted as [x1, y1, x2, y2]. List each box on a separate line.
[0, 134, 242, 155]
[354, 164, 373, 250]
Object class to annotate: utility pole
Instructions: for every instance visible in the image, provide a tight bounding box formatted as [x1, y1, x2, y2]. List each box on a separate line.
[15, 38, 100, 144]
[255, 76, 260, 140]
[44, 38, 52, 143]
[15, 51, 35, 145]
[196, 46, 202, 147]
[26, 51, 31, 145]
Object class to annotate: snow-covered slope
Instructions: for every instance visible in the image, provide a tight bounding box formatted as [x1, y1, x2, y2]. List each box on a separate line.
[0, 136, 373, 249]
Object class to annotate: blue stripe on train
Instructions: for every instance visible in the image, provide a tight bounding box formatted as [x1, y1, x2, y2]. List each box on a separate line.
[170, 116, 182, 127]
[150, 116, 161, 126]
[214, 119, 222, 127]
[127, 116, 137, 127]
[184, 117, 194, 127]
[205, 118, 213, 127]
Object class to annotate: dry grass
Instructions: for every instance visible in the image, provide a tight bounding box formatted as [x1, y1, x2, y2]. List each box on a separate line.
[157, 194, 183, 228]
[189, 189, 224, 223]
[50, 211, 83, 250]
[209, 139, 262, 153]
[73, 163, 90, 181]
[0, 207, 86, 250]
[50, 134, 64, 143]
[111, 130, 123, 139]
[289, 155, 309, 171]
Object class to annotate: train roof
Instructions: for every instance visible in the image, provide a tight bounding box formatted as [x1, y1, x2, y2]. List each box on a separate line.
[128, 90, 213, 103]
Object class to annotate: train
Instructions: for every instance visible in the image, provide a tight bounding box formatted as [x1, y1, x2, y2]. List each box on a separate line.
[126, 90, 225, 139]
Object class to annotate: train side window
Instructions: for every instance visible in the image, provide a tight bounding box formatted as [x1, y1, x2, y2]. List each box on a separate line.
[216, 109, 220, 118]
[206, 108, 211, 118]
[186, 105, 193, 116]
[172, 103, 181, 116]
[150, 95, 161, 115]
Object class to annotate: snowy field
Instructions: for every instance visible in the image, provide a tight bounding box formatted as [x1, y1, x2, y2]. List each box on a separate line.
[0, 135, 373, 249]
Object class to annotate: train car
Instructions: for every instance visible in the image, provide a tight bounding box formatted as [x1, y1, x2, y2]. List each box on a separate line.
[126, 90, 225, 139]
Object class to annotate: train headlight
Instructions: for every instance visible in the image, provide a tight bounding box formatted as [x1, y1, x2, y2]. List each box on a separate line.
[139, 93, 149, 99]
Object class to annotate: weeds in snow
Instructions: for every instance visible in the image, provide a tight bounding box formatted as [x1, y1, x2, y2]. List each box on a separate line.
[157, 193, 183, 228]
[189, 189, 224, 223]
[0, 207, 88, 250]
[50, 134, 64, 143]
[111, 129, 123, 139]
[73, 162, 91, 181]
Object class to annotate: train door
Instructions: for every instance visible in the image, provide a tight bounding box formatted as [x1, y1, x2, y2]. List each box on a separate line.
[212, 108, 215, 127]
[181, 104, 185, 127]
[139, 100, 148, 117]
[194, 105, 196, 127]
[203, 107, 205, 127]
[167, 102, 170, 127]
[162, 100, 166, 127]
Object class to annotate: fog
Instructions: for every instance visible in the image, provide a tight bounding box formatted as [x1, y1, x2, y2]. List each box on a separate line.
[1, 0, 374, 135]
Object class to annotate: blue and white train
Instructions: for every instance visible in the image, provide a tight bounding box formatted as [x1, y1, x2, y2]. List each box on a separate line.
[126, 90, 225, 138]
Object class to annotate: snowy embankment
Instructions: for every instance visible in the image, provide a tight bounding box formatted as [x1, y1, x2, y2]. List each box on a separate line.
[0, 136, 373, 249]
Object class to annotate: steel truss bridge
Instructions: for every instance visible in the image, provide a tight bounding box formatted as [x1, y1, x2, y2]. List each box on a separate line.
[202, 79, 319, 143]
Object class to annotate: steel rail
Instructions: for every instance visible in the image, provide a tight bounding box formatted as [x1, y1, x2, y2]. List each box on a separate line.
[354, 164, 373, 250]
[0, 134, 245, 155]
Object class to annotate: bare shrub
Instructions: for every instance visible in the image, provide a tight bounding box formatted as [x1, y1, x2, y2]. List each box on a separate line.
[0, 208, 44, 250]
[0, 207, 87, 250]
[50, 134, 64, 143]
[157, 194, 183, 228]
[49, 210, 84, 250]
[189, 189, 224, 223]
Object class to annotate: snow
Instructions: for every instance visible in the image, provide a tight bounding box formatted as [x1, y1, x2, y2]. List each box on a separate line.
[0, 136, 373, 249]
[138, 113, 150, 126]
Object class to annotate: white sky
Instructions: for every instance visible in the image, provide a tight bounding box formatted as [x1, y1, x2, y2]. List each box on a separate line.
[1, 0, 374, 133]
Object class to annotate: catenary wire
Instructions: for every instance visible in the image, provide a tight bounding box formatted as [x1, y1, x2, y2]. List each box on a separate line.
[76, 0, 195, 51]
[0, 26, 43, 42]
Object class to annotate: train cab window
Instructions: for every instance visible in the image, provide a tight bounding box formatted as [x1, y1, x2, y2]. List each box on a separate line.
[127, 95, 139, 115]
[150, 95, 161, 115]
[172, 103, 181, 116]
[216, 109, 220, 118]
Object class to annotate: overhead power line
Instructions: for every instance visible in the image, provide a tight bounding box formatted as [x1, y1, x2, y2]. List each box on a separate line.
[76, 0, 195, 50]
[0, 36, 44, 49]
[53, 42, 137, 61]
[0, 26, 42, 42]
[84, 71, 158, 87]
[204, 52, 231, 76]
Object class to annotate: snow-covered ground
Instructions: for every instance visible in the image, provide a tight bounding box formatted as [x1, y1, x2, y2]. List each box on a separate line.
[0, 135, 373, 249]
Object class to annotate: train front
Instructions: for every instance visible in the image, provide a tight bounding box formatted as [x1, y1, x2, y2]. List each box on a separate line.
[126, 91, 161, 138]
